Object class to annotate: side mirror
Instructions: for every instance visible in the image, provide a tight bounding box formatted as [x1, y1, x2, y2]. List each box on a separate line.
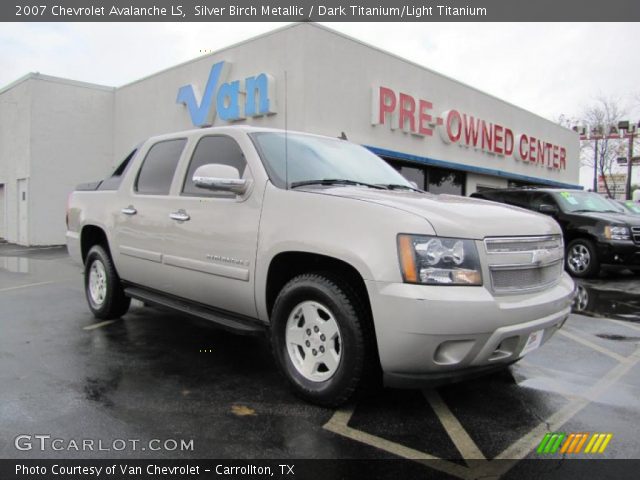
[192, 164, 249, 195]
[538, 204, 558, 215]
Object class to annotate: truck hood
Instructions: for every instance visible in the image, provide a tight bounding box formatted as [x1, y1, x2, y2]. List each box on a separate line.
[304, 186, 561, 239]
[567, 210, 640, 227]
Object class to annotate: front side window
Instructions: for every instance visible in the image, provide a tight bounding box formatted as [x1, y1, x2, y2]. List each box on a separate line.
[182, 136, 247, 195]
[250, 132, 412, 189]
[135, 139, 186, 195]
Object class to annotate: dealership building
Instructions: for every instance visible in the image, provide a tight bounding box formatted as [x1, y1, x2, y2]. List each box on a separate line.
[0, 23, 580, 245]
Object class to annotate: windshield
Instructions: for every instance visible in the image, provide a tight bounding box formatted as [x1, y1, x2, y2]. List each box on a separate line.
[552, 191, 624, 213]
[622, 201, 640, 214]
[250, 132, 412, 189]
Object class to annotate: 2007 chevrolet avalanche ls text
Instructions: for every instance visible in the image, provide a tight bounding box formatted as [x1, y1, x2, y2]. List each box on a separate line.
[66, 126, 575, 406]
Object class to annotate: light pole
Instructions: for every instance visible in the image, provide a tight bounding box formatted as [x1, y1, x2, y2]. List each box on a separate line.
[617, 120, 638, 200]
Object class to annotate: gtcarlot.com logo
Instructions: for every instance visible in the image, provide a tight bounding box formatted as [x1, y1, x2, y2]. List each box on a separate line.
[14, 434, 194, 452]
[537, 432, 613, 455]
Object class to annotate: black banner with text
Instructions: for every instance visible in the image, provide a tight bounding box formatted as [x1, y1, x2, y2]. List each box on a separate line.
[3, 0, 640, 22]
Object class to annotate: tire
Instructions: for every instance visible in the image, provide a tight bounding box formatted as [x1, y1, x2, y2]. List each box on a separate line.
[84, 245, 131, 319]
[270, 273, 377, 407]
[565, 238, 600, 278]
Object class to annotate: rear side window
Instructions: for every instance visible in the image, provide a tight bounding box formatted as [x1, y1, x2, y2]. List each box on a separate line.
[136, 139, 186, 195]
[474, 191, 503, 203]
[529, 192, 556, 210]
[182, 136, 246, 195]
[99, 148, 137, 191]
[501, 192, 531, 209]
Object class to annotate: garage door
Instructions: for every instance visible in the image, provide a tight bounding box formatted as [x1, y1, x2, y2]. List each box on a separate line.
[0, 184, 5, 240]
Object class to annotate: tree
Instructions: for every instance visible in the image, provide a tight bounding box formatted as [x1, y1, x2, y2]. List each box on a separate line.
[561, 97, 629, 198]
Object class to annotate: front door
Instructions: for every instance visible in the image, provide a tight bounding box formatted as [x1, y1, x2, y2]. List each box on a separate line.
[162, 135, 262, 318]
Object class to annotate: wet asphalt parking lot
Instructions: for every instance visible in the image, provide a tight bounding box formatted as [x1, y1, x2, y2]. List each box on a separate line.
[1, 244, 639, 478]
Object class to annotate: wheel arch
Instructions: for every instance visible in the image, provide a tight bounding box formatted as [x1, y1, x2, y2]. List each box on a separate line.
[80, 224, 111, 264]
[265, 251, 373, 321]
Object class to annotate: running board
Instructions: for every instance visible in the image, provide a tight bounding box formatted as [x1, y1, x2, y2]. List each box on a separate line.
[124, 286, 266, 336]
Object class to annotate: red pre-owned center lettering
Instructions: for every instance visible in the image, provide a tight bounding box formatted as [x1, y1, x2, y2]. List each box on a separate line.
[373, 86, 567, 171]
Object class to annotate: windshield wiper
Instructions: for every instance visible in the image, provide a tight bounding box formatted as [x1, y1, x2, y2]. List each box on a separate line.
[572, 209, 621, 214]
[290, 179, 387, 190]
[379, 183, 423, 192]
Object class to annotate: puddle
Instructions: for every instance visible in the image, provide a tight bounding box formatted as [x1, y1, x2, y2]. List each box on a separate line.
[572, 282, 640, 323]
[0, 256, 30, 273]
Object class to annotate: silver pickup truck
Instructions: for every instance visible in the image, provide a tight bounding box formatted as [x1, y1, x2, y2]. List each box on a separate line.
[66, 126, 575, 406]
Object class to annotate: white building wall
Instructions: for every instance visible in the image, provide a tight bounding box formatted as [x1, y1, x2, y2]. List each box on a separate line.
[113, 27, 308, 163]
[29, 76, 114, 245]
[296, 25, 579, 187]
[112, 23, 579, 187]
[0, 23, 581, 245]
[0, 79, 32, 244]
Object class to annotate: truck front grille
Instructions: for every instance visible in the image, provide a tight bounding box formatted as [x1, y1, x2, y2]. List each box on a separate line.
[484, 235, 564, 293]
[632, 226, 640, 244]
[490, 261, 563, 291]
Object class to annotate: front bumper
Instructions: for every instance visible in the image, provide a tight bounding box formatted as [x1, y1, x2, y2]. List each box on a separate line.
[366, 273, 575, 387]
[596, 239, 640, 266]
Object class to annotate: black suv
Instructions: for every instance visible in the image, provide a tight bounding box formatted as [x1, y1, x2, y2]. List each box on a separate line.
[470, 188, 640, 278]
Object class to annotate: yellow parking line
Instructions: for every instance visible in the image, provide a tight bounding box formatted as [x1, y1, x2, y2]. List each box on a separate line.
[557, 329, 626, 362]
[323, 406, 475, 480]
[83, 320, 118, 330]
[325, 344, 640, 478]
[424, 390, 486, 461]
[602, 317, 640, 333]
[493, 346, 640, 466]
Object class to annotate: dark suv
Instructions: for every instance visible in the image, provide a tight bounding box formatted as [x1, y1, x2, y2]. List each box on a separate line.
[470, 188, 640, 278]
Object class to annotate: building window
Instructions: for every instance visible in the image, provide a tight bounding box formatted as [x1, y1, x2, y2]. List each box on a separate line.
[427, 166, 465, 195]
[385, 159, 466, 196]
[392, 164, 425, 190]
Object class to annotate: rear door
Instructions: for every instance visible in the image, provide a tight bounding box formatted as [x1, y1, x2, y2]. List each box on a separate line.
[112, 138, 186, 292]
[161, 134, 262, 318]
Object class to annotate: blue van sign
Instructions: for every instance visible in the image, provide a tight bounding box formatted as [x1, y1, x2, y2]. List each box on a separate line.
[177, 61, 276, 127]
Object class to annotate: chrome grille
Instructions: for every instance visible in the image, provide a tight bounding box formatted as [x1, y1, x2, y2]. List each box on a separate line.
[484, 235, 564, 293]
[485, 235, 563, 253]
[491, 261, 563, 291]
[632, 226, 640, 244]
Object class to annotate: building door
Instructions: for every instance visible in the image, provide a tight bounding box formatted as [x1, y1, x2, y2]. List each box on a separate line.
[0, 184, 5, 240]
[17, 178, 28, 245]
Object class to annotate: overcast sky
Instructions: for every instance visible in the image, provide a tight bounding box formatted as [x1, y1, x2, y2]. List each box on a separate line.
[2, 22, 639, 186]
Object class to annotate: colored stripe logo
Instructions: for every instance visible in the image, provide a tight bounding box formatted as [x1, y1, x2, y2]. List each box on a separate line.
[537, 432, 613, 454]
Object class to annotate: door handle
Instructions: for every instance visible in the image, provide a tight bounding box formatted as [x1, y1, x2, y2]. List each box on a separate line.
[169, 209, 190, 222]
[121, 206, 137, 215]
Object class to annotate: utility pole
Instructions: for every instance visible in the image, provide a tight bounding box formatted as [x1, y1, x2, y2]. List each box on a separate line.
[618, 121, 638, 200]
[593, 138, 599, 192]
[625, 130, 635, 200]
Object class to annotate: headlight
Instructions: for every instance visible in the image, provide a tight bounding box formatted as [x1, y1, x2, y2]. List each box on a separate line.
[604, 225, 630, 240]
[397, 234, 482, 285]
